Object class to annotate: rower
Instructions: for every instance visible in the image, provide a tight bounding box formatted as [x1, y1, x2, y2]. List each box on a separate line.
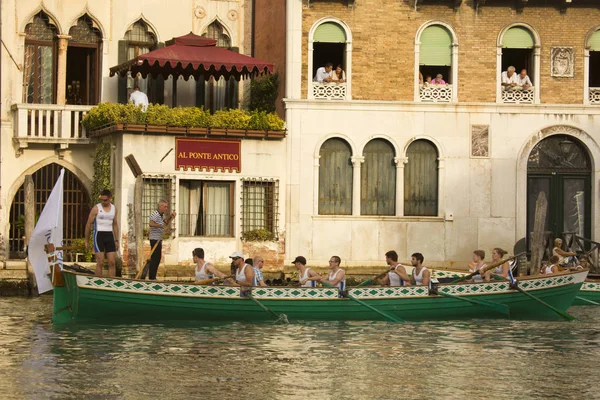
[541, 255, 560, 275]
[325, 255, 346, 291]
[252, 256, 268, 287]
[483, 248, 511, 281]
[231, 251, 256, 289]
[293, 256, 321, 287]
[410, 253, 431, 288]
[378, 250, 410, 286]
[469, 250, 487, 283]
[193, 248, 226, 282]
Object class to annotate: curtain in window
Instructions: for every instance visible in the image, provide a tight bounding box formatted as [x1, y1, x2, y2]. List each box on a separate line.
[404, 140, 438, 216]
[24, 44, 54, 104]
[178, 181, 202, 236]
[205, 183, 230, 236]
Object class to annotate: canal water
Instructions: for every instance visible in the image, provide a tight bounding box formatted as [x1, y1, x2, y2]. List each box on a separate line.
[1, 296, 599, 400]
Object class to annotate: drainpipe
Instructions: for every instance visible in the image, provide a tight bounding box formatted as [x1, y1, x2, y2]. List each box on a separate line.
[251, 0, 256, 57]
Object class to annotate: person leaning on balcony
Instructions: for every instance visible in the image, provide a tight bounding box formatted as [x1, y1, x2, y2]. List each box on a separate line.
[332, 64, 346, 83]
[517, 69, 533, 90]
[313, 62, 333, 83]
[130, 85, 149, 111]
[424, 75, 433, 86]
[432, 74, 446, 85]
[501, 66, 519, 90]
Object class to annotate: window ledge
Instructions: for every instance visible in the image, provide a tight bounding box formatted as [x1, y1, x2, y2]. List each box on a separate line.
[312, 215, 444, 222]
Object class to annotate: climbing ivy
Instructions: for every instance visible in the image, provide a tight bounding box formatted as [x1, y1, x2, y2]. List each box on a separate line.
[91, 140, 113, 206]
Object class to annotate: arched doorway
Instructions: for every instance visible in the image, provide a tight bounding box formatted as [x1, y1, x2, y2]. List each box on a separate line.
[9, 163, 90, 258]
[527, 135, 591, 245]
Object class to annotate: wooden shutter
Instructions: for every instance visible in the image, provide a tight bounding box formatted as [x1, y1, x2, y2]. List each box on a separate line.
[590, 30, 600, 51]
[404, 140, 438, 216]
[117, 40, 128, 104]
[314, 22, 346, 43]
[419, 26, 452, 66]
[361, 139, 396, 216]
[502, 27, 535, 49]
[319, 139, 352, 215]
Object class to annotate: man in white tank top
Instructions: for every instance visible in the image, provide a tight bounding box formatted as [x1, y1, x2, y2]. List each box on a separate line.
[410, 252, 431, 287]
[326, 255, 346, 290]
[230, 251, 256, 289]
[378, 250, 410, 286]
[85, 189, 120, 277]
[293, 256, 321, 287]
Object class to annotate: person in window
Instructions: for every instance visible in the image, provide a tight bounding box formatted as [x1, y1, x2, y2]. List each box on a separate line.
[517, 69, 533, 90]
[332, 65, 346, 83]
[424, 75, 433, 86]
[130, 85, 149, 110]
[313, 62, 333, 83]
[501, 66, 519, 90]
[419, 71, 424, 86]
[432, 74, 446, 85]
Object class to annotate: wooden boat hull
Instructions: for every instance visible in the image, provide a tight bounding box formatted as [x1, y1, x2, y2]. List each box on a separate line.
[52, 269, 587, 323]
[572, 280, 600, 305]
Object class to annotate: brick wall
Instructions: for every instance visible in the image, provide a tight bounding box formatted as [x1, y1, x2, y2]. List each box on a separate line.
[301, 1, 600, 103]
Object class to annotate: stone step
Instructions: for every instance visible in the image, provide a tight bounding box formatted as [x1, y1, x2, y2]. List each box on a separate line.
[0, 269, 28, 279]
[3, 260, 27, 270]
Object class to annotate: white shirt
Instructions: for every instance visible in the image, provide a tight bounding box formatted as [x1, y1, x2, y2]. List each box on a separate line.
[130, 90, 149, 110]
[516, 74, 533, 86]
[313, 67, 332, 83]
[501, 71, 519, 86]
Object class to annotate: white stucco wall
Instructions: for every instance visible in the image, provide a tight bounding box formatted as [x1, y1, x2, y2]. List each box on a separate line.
[285, 100, 600, 268]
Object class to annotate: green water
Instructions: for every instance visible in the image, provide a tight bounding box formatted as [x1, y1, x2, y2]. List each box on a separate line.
[1, 296, 599, 399]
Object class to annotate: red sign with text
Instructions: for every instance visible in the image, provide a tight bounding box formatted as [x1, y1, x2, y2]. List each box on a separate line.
[176, 138, 241, 172]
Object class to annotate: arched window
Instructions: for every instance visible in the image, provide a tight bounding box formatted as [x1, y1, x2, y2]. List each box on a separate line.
[361, 139, 395, 216]
[67, 15, 103, 105]
[499, 26, 538, 104]
[319, 138, 352, 215]
[587, 29, 600, 104]
[120, 20, 158, 103]
[404, 140, 438, 216]
[309, 20, 351, 100]
[24, 11, 58, 104]
[418, 25, 453, 103]
[200, 21, 237, 112]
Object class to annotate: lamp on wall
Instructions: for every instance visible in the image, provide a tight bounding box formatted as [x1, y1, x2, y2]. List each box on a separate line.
[559, 138, 574, 155]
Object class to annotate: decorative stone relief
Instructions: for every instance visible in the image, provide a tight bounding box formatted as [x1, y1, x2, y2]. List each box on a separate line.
[471, 125, 489, 158]
[194, 7, 206, 19]
[228, 10, 238, 21]
[551, 47, 574, 78]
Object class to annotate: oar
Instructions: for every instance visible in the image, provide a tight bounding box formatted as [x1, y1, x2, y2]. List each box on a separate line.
[321, 281, 403, 322]
[491, 274, 576, 321]
[356, 271, 391, 287]
[450, 252, 526, 284]
[247, 294, 289, 323]
[575, 296, 600, 306]
[429, 286, 510, 316]
[194, 275, 234, 285]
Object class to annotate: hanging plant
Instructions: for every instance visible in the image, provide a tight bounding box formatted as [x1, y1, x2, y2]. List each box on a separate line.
[91, 140, 113, 206]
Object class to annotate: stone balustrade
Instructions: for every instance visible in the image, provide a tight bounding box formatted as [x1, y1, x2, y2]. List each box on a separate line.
[419, 85, 453, 102]
[501, 88, 534, 104]
[589, 88, 600, 104]
[312, 82, 347, 100]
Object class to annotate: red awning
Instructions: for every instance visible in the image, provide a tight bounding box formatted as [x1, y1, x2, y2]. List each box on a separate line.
[109, 32, 274, 81]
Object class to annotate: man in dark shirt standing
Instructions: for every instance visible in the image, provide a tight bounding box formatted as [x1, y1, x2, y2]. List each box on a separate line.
[148, 200, 176, 280]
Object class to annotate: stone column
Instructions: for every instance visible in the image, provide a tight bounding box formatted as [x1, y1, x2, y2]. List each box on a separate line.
[437, 158, 446, 217]
[394, 157, 408, 217]
[351, 156, 364, 216]
[56, 35, 70, 105]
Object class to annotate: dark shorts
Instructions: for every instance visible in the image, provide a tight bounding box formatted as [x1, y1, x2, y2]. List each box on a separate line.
[94, 231, 116, 253]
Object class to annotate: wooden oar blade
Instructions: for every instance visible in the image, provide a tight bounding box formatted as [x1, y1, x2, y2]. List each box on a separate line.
[575, 296, 600, 306]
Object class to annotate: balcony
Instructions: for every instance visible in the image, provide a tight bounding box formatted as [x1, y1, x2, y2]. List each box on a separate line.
[12, 104, 92, 156]
[419, 85, 452, 103]
[312, 82, 347, 100]
[501, 87, 534, 104]
[589, 88, 600, 105]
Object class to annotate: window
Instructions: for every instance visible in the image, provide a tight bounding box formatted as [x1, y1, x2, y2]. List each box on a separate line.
[319, 138, 352, 215]
[241, 179, 279, 238]
[309, 19, 351, 100]
[199, 21, 238, 112]
[23, 11, 58, 104]
[588, 29, 600, 104]
[500, 26, 537, 104]
[179, 180, 234, 237]
[361, 139, 395, 216]
[142, 176, 175, 237]
[404, 140, 438, 216]
[66, 15, 102, 105]
[124, 20, 158, 102]
[419, 25, 453, 102]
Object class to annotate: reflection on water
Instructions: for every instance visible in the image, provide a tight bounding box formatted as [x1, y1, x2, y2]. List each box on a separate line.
[1, 296, 600, 399]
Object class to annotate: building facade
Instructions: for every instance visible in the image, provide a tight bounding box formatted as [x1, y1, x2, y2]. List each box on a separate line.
[284, 0, 600, 268]
[0, 0, 287, 269]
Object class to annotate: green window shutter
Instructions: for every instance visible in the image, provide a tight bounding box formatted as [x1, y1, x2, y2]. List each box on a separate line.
[404, 140, 438, 217]
[117, 40, 128, 104]
[361, 139, 396, 216]
[419, 26, 452, 66]
[502, 27, 535, 49]
[319, 138, 352, 215]
[314, 22, 346, 43]
[590, 30, 600, 51]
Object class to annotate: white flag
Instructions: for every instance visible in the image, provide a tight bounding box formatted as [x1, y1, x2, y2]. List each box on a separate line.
[28, 168, 65, 294]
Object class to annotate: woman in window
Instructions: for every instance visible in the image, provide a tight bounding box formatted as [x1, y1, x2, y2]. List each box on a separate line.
[332, 65, 346, 83]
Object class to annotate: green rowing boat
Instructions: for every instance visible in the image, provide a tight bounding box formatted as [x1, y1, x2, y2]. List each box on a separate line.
[572, 280, 600, 305]
[51, 267, 588, 323]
